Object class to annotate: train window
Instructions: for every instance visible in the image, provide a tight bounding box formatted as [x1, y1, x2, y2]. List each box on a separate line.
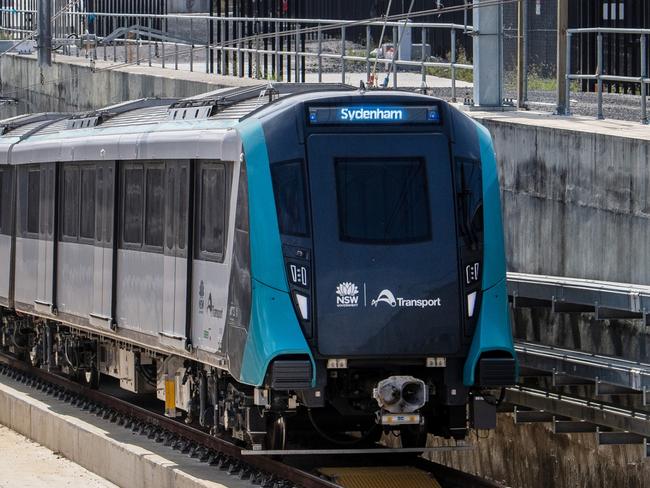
[102, 165, 114, 244]
[0, 169, 10, 236]
[0, 169, 12, 236]
[196, 162, 227, 261]
[123, 166, 144, 246]
[270, 161, 309, 237]
[177, 165, 188, 251]
[144, 166, 164, 248]
[27, 169, 40, 235]
[80, 167, 96, 240]
[95, 167, 103, 241]
[62, 166, 80, 239]
[165, 165, 176, 251]
[335, 158, 431, 244]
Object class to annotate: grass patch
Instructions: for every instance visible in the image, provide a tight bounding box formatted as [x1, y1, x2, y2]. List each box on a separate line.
[426, 47, 473, 82]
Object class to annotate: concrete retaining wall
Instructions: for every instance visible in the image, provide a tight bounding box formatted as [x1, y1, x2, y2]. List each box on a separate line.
[0, 53, 257, 118]
[477, 114, 650, 286]
[428, 413, 650, 488]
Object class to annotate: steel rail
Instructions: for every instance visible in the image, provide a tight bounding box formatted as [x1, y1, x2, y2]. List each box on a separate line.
[0, 351, 339, 488]
[0, 349, 501, 488]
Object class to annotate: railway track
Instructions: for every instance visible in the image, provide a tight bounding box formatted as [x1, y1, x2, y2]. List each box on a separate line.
[0, 351, 501, 488]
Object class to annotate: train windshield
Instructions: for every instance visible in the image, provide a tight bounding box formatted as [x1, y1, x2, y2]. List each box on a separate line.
[335, 158, 431, 244]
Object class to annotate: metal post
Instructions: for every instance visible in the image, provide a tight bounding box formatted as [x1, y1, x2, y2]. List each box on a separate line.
[597, 32, 603, 119]
[641, 34, 647, 124]
[565, 32, 571, 115]
[148, 17, 152, 67]
[209, 2, 214, 74]
[175, 42, 178, 70]
[516, 0, 525, 108]
[37, 0, 52, 67]
[366, 25, 372, 84]
[237, 22, 243, 77]
[341, 26, 346, 84]
[556, 0, 568, 114]
[420, 28, 426, 89]
[451, 28, 457, 101]
[274, 23, 280, 81]
[222, 20, 227, 76]
[190, 18, 194, 72]
[393, 26, 398, 89]
[472, 0, 503, 108]
[295, 24, 300, 83]
[161, 34, 165, 68]
[318, 24, 323, 83]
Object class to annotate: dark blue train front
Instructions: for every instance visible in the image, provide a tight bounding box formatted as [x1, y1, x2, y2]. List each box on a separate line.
[232, 88, 517, 447]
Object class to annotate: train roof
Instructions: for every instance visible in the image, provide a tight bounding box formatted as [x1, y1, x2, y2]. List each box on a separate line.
[0, 83, 448, 165]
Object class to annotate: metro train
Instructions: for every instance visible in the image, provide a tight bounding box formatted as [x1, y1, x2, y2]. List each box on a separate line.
[0, 84, 516, 449]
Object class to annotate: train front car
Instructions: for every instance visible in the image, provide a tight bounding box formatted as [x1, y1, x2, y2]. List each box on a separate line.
[234, 90, 517, 448]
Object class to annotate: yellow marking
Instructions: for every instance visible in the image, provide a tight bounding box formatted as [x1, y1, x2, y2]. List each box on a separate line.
[164, 377, 176, 416]
[318, 466, 442, 488]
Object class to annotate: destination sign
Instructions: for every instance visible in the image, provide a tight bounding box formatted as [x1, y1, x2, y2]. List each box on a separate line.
[308, 105, 440, 125]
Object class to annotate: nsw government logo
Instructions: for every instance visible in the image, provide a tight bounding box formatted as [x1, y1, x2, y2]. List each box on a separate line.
[336, 282, 359, 308]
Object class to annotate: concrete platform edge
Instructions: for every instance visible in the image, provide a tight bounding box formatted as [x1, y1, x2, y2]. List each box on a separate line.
[0, 380, 229, 488]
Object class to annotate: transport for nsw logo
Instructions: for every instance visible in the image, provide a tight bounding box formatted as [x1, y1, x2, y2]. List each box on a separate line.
[336, 282, 359, 308]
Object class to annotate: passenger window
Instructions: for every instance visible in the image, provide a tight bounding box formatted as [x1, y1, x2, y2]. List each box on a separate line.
[62, 166, 79, 239]
[144, 167, 164, 248]
[95, 167, 103, 242]
[123, 166, 143, 245]
[177, 165, 188, 251]
[27, 169, 40, 235]
[103, 166, 114, 244]
[165, 166, 175, 251]
[0, 169, 10, 236]
[197, 162, 227, 261]
[80, 167, 96, 240]
[270, 161, 309, 237]
[335, 158, 431, 243]
[0, 170, 4, 235]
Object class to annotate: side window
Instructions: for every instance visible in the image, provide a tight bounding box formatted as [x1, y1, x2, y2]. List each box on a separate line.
[0, 168, 12, 236]
[144, 166, 164, 249]
[196, 162, 228, 262]
[62, 165, 79, 240]
[27, 168, 40, 235]
[270, 160, 309, 237]
[177, 165, 188, 251]
[122, 165, 144, 246]
[80, 166, 96, 240]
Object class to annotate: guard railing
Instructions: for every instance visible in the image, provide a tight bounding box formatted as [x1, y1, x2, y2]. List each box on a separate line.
[566, 27, 650, 124]
[0, 8, 473, 95]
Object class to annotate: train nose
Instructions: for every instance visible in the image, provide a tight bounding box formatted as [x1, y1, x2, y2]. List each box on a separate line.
[373, 376, 428, 413]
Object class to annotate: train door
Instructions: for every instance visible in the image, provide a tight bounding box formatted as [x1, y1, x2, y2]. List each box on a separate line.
[90, 162, 115, 329]
[35, 164, 55, 313]
[0, 166, 14, 307]
[306, 132, 461, 357]
[161, 161, 190, 345]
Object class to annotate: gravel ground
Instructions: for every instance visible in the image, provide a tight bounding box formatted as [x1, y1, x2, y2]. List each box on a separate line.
[0, 425, 116, 488]
[424, 85, 650, 123]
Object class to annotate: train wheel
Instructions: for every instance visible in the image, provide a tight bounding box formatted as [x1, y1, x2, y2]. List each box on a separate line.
[265, 415, 287, 452]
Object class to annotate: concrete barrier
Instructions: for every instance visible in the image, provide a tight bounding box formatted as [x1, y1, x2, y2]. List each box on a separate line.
[0, 53, 259, 117]
[0, 374, 252, 488]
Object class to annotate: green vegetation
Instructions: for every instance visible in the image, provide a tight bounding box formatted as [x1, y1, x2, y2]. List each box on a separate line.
[426, 47, 473, 83]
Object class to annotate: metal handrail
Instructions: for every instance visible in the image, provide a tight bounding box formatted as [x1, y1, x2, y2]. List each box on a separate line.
[0, 8, 473, 94]
[565, 27, 650, 124]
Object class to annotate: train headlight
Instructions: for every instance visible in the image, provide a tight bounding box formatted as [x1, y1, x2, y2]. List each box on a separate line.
[294, 292, 309, 321]
[467, 291, 477, 318]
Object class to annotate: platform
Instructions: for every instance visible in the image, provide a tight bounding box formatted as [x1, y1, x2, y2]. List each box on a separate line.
[0, 372, 252, 488]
